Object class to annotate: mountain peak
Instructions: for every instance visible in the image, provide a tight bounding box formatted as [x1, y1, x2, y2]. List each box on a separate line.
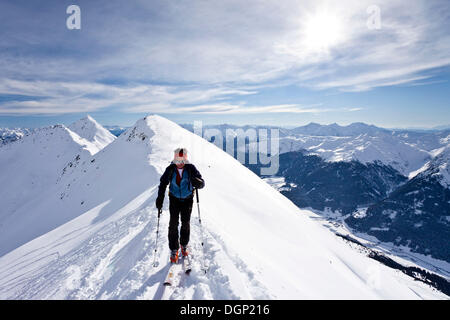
[68, 115, 115, 153]
[80, 114, 95, 122]
[72, 114, 102, 130]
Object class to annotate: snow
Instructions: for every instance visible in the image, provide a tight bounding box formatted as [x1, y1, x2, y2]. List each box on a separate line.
[210, 123, 449, 177]
[352, 207, 368, 219]
[416, 145, 450, 188]
[382, 210, 397, 220]
[247, 131, 433, 177]
[0, 115, 447, 300]
[0, 122, 114, 257]
[263, 177, 297, 192]
[435, 148, 450, 188]
[409, 162, 430, 179]
[304, 207, 450, 280]
[370, 227, 390, 232]
[0, 128, 30, 144]
[440, 135, 450, 145]
[262, 177, 286, 190]
[68, 115, 116, 154]
[300, 133, 431, 176]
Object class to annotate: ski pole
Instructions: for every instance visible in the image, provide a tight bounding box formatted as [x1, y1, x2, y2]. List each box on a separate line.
[195, 188, 208, 273]
[152, 208, 162, 267]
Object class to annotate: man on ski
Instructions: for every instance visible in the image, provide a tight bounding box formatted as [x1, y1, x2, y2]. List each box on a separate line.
[156, 147, 205, 263]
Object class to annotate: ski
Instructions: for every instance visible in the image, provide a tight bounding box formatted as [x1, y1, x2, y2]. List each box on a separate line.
[182, 254, 192, 274]
[163, 262, 181, 286]
[163, 248, 192, 286]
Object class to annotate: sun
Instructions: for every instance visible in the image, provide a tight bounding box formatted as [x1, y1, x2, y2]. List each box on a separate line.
[302, 10, 344, 52]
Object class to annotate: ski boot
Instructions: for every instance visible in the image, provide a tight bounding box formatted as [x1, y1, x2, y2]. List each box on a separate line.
[170, 249, 179, 263]
[180, 245, 189, 257]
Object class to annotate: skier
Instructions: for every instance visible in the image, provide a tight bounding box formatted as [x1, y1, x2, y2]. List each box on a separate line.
[156, 147, 205, 263]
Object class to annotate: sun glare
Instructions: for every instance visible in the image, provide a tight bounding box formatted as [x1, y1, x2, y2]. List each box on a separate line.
[302, 10, 343, 52]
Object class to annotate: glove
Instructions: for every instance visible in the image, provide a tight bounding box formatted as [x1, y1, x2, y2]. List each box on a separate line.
[192, 177, 205, 189]
[155, 197, 163, 210]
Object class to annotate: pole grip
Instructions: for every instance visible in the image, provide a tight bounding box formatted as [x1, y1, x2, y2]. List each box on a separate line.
[195, 188, 199, 203]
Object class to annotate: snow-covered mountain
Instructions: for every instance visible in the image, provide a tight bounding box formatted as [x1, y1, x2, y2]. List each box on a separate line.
[276, 133, 431, 176]
[68, 115, 116, 153]
[0, 128, 30, 145]
[272, 151, 408, 214]
[0, 115, 446, 299]
[196, 122, 448, 177]
[289, 122, 389, 137]
[239, 123, 450, 265]
[0, 119, 114, 257]
[424, 146, 450, 188]
[346, 145, 450, 262]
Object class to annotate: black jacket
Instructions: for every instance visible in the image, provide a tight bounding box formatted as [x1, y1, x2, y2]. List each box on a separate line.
[157, 163, 205, 201]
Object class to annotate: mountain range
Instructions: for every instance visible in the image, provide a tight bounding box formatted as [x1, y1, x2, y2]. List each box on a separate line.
[257, 149, 450, 263]
[0, 115, 446, 299]
[346, 145, 450, 262]
[223, 123, 450, 264]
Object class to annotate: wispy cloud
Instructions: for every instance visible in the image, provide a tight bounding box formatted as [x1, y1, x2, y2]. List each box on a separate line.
[0, 79, 256, 114]
[151, 103, 328, 114]
[274, 0, 450, 92]
[0, 0, 449, 115]
[0, 78, 356, 115]
[128, 103, 364, 114]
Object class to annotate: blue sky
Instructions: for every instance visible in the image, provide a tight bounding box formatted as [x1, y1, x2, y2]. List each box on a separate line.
[0, 0, 449, 128]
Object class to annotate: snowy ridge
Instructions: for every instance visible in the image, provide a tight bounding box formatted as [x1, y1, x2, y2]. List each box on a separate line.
[0, 115, 447, 299]
[422, 145, 450, 188]
[68, 115, 116, 154]
[0, 121, 114, 257]
[277, 133, 432, 176]
[289, 122, 389, 137]
[407, 145, 450, 188]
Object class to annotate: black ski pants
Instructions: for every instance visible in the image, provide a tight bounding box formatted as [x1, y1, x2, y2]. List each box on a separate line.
[168, 193, 193, 251]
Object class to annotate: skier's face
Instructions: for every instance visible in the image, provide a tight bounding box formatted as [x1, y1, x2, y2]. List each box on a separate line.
[176, 163, 185, 169]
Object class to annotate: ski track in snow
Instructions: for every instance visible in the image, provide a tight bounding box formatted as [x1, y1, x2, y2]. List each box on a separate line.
[0, 201, 269, 300]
